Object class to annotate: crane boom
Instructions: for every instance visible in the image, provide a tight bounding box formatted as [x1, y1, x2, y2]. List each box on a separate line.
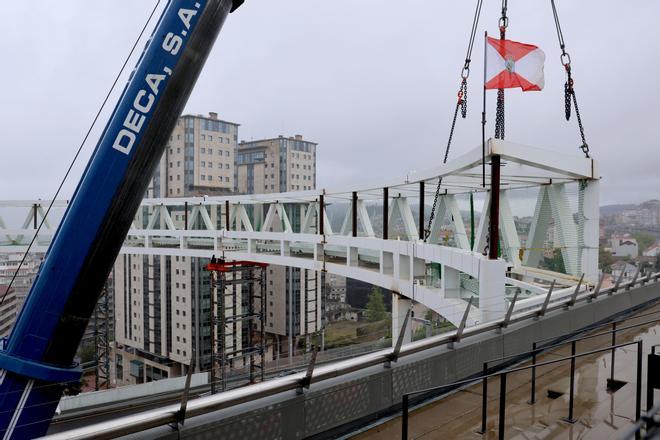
[0, 0, 242, 437]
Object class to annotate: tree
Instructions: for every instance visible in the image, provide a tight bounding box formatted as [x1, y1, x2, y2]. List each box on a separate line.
[545, 248, 565, 273]
[599, 247, 615, 273]
[633, 232, 655, 253]
[366, 287, 386, 322]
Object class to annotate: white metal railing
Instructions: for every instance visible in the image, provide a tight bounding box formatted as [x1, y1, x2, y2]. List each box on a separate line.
[42, 272, 660, 440]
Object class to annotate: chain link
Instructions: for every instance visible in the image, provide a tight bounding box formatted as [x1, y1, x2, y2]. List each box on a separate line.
[460, 79, 468, 118]
[495, 89, 505, 139]
[424, 98, 462, 240]
[494, 13, 507, 140]
[564, 77, 572, 120]
[552, 0, 590, 158]
[563, 67, 589, 158]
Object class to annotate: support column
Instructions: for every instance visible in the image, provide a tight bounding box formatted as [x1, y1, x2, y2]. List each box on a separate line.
[488, 155, 501, 260]
[580, 180, 600, 283]
[383, 187, 389, 240]
[419, 181, 425, 240]
[319, 195, 324, 235]
[224, 200, 230, 230]
[441, 265, 461, 298]
[478, 257, 507, 323]
[352, 192, 358, 237]
[391, 294, 412, 346]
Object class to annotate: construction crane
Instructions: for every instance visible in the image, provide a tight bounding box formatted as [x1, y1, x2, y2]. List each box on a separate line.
[0, 1, 244, 438]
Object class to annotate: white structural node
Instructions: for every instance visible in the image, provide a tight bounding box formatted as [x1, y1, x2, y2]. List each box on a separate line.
[0, 139, 599, 340]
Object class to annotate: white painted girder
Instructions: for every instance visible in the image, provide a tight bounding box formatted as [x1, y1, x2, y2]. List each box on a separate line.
[0, 140, 599, 327]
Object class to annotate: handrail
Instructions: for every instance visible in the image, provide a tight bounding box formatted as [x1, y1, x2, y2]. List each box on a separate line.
[406, 340, 641, 397]
[402, 340, 645, 440]
[42, 274, 660, 440]
[485, 316, 660, 367]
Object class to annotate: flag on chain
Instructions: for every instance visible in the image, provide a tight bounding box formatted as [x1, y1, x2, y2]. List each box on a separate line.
[485, 36, 545, 91]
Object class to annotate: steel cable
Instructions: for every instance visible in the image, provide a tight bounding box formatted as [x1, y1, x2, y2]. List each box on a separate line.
[0, 0, 163, 306]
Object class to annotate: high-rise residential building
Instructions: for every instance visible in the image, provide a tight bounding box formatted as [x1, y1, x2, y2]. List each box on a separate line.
[235, 135, 323, 358]
[113, 112, 239, 386]
[235, 135, 317, 194]
[0, 253, 42, 317]
[150, 112, 239, 198]
[0, 286, 17, 338]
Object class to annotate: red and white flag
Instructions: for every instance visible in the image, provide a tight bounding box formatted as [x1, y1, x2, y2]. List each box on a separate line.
[485, 36, 545, 91]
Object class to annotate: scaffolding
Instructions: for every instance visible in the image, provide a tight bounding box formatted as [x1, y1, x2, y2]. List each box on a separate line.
[207, 259, 267, 393]
[94, 281, 111, 390]
[303, 269, 321, 351]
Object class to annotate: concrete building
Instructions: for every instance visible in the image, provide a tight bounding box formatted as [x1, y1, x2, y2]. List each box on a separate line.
[0, 286, 17, 338]
[235, 135, 317, 194]
[235, 135, 323, 357]
[150, 112, 239, 198]
[643, 242, 660, 258]
[113, 113, 240, 386]
[611, 234, 639, 258]
[0, 253, 42, 316]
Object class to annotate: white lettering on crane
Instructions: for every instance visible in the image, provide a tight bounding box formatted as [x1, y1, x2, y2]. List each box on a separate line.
[112, 5, 200, 155]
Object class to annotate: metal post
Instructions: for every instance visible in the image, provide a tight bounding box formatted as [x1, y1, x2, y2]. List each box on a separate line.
[450, 296, 473, 348]
[298, 345, 319, 394]
[488, 155, 501, 260]
[529, 341, 537, 404]
[500, 289, 519, 330]
[383, 187, 389, 240]
[248, 267, 255, 384]
[32, 203, 38, 229]
[564, 340, 577, 423]
[470, 192, 475, 250]
[636, 341, 643, 431]
[589, 273, 604, 302]
[209, 271, 216, 394]
[260, 267, 267, 383]
[649, 345, 660, 411]
[610, 322, 617, 384]
[184, 201, 188, 230]
[537, 280, 555, 319]
[419, 181, 425, 240]
[612, 269, 625, 294]
[568, 273, 584, 308]
[176, 352, 195, 427]
[220, 272, 227, 392]
[225, 200, 230, 231]
[389, 305, 412, 365]
[481, 31, 487, 189]
[498, 373, 507, 440]
[402, 394, 409, 440]
[319, 195, 324, 235]
[352, 191, 358, 237]
[480, 362, 488, 434]
[630, 264, 641, 289]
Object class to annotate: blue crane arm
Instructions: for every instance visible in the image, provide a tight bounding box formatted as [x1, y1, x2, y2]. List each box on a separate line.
[0, 0, 242, 437]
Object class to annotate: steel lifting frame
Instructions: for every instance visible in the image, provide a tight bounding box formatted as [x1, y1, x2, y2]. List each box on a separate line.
[207, 260, 267, 393]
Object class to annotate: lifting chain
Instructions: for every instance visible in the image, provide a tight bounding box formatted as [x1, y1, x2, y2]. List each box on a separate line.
[494, 1, 507, 140]
[425, 97, 461, 240]
[552, 0, 590, 158]
[424, 0, 484, 242]
[459, 77, 468, 118]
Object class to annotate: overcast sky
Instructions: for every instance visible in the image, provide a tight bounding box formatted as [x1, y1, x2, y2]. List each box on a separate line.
[1, 1, 658, 205]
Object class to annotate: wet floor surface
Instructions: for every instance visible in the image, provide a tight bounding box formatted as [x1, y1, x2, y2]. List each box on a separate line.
[353, 304, 660, 439]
